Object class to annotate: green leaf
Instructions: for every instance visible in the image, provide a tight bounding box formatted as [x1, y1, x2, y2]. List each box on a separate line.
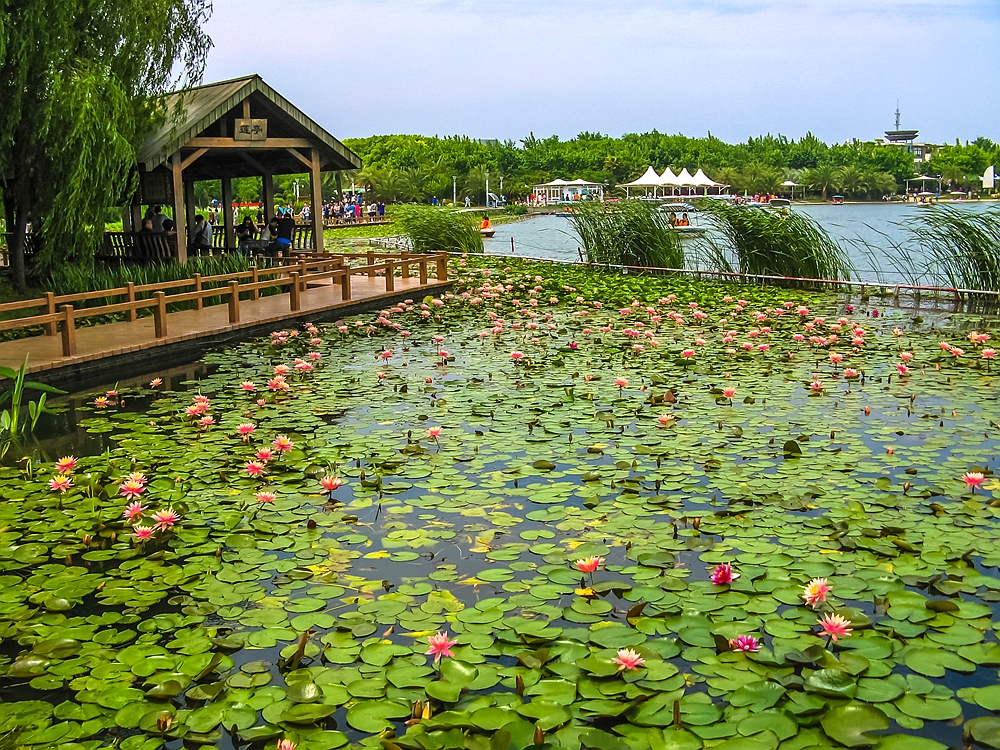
[821, 703, 889, 747]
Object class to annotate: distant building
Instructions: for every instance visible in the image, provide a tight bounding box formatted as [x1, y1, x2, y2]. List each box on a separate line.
[874, 107, 941, 164]
[875, 129, 941, 164]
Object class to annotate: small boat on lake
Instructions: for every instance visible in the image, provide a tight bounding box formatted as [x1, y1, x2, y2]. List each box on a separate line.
[480, 228, 496, 238]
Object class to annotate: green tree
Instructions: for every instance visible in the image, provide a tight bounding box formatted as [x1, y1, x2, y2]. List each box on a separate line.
[871, 172, 897, 197]
[805, 165, 840, 200]
[836, 165, 865, 198]
[0, 0, 212, 290]
[939, 165, 965, 190]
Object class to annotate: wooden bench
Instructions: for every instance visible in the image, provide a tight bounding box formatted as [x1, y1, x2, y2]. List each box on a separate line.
[98, 232, 177, 263]
[0, 232, 41, 267]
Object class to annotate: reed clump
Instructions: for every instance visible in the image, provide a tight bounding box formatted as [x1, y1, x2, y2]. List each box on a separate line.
[394, 205, 484, 254]
[699, 201, 852, 281]
[569, 200, 683, 268]
[908, 206, 1000, 293]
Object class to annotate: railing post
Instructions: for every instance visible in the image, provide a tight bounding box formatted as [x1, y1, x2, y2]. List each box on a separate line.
[367, 250, 375, 278]
[435, 254, 448, 281]
[419, 260, 428, 285]
[45, 292, 57, 336]
[290, 272, 301, 311]
[341, 271, 352, 301]
[400, 252, 410, 279]
[193, 274, 203, 310]
[385, 260, 395, 292]
[251, 266, 260, 300]
[59, 305, 76, 356]
[228, 281, 240, 324]
[153, 292, 167, 338]
[125, 282, 136, 322]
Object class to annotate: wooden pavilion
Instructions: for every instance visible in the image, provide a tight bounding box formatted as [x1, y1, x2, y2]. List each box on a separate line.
[129, 74, 361, 262]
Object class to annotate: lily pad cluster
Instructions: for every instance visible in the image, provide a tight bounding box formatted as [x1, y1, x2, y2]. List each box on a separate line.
[0, 257, 997, 750]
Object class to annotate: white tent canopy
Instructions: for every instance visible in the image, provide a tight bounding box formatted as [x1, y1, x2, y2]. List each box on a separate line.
[691, 169, 721, 187]
[675, 168, 696, 187]
[659, 168, 681, 187]
[622, 166, 663, 187]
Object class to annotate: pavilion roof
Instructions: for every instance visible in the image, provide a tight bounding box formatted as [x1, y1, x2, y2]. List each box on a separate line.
[137, 74, 361, 177]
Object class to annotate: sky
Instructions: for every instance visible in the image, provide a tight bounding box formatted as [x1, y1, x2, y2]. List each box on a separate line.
[201, 0, 999, 145]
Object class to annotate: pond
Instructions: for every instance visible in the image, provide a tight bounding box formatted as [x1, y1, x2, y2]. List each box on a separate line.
[1, 256, 999, 750]
[486, 202, 1000, 286]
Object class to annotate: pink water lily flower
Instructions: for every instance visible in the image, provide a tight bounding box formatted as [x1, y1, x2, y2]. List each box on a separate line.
[426, 631, 458, 664]
[802, 578, 832, 608]
[119, 479, 145, 501]
[256, 491, 276, 504]
[574, 556, 603, 574]
[240, 381, 256, 392]
[276, 741, 297, 750]
[272, 435, 294, 453]
[658, 414, 673, 425]
[245, 460, 266, 477]
[151, 508, 180, 531]
[817, 613, 852, 642]
[55, 456, 77, 474]
[256, 448, 274, 462]
[237, 423, 255, 441]
[149, 377, 163, 387]
[321, 477, 343, 492]
[123, 501, 146, 522]
[729, 635, 761, 653]
[615, 377, 628, 388]
[613, 648, 645, 671]
[48, 475, 73, 493]
[133, 525, 156, 542]
[711, 563, 739, 585]
[427, 426, 442, 440]
[963, 472, 986, 492]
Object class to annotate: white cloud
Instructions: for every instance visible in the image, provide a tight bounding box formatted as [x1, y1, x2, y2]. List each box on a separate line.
[201, 0, 999, 143]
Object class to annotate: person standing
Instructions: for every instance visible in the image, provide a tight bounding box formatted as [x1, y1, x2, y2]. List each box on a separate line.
[188, 215, 213, 256]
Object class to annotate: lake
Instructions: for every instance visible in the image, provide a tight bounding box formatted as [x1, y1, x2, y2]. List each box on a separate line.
[484, 201, 999, 286]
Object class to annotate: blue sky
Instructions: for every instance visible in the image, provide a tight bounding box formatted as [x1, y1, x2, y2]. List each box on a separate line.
[202, 0, 999, 144]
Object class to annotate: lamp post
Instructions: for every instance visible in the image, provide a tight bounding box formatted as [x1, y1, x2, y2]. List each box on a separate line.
[485, 170, 490, 209]
[453, 176, 457, 208]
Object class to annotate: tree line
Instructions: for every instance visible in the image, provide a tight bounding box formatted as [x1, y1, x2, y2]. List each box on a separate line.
[335, 132, 1000, 204]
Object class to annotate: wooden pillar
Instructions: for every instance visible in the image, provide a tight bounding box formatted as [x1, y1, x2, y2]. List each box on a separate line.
[221, 176, 235, 252]
[309, 149, 324, 252]
[184, 178, 197, 247]
[263, 172, 275, 220]
[171, 153, 188, 263]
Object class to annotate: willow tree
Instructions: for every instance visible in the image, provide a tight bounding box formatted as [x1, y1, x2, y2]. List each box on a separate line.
[0, 0, 212, 290]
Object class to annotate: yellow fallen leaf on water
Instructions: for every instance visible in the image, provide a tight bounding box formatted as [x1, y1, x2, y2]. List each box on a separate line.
[819, 549, 844, 555]
[575, 587, 595, 596]
[565, 539, 586, 550]
[364, 550, 391, 559]
[458, 577, 483, 586]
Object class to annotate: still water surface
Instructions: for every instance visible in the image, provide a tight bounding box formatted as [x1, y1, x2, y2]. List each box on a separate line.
[484, 202, 999, 285]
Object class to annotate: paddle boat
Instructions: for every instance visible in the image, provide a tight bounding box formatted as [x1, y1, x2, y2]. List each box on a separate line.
[831, 195, 845, 204]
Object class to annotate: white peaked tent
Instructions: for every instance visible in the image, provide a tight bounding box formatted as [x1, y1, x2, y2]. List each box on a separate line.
[622, 166, 663, 197]
[692, 169, 721, 187]
[659, 167, 681, 186]
[623, 167, 659, 197]
[675, 168, 696, 187]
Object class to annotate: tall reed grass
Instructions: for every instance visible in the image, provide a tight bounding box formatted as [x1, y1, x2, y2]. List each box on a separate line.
[908, 206, 1000, 293]
[698, 202, 852, 281]
[569, 201, 683, 268]
[394, 205, 483, 254]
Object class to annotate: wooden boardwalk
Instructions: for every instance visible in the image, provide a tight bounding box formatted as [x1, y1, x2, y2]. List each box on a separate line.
[0, 253, 450, 387]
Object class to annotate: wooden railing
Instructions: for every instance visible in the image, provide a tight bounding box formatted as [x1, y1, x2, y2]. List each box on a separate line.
[0, 252, 449, 358]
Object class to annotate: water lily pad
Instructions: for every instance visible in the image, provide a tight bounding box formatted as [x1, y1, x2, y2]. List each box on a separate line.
[821, 703, 889, 747]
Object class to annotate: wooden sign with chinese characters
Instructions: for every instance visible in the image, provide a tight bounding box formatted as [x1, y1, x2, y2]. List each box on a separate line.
[234, 119, 268, 141]
[139, 169, 172, 203]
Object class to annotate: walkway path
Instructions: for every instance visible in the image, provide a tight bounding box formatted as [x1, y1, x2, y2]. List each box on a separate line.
[0, 266, 449, 386]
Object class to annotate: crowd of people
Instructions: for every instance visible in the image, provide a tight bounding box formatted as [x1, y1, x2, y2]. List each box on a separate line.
[323, 197, 386, 225]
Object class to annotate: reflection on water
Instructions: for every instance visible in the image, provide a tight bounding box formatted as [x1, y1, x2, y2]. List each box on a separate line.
[485, 202, 1000, 285]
